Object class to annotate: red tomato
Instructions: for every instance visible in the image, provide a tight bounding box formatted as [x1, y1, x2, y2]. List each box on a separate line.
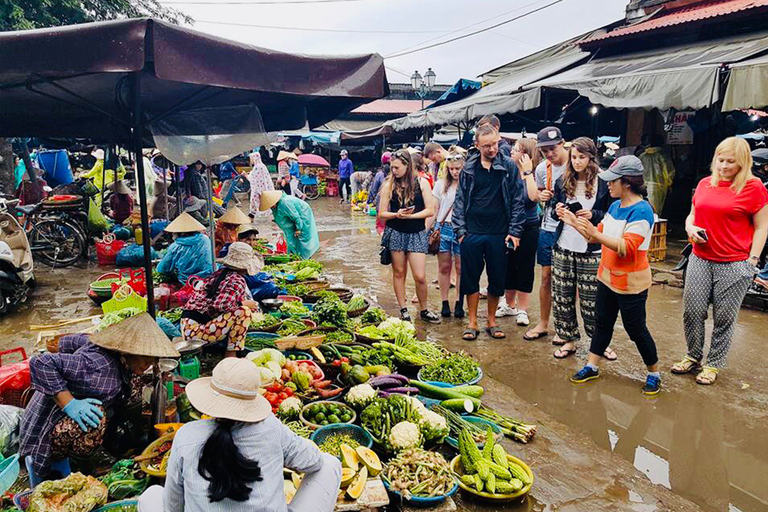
[264, 392, 279, 405]
[341, 357, 349, 363]
[284, 388, 294, 397]
[278, 392, 289, 400]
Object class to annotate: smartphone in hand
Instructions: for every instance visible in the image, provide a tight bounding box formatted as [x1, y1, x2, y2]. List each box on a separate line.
[698, 229, 708, 242]
[568, 201, 584, 213]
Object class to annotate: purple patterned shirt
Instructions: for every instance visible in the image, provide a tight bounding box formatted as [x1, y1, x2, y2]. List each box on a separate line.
[19, 334, 124, 476]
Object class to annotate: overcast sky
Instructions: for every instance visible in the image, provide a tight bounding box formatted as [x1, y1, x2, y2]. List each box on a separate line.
[161, 0, 627, 84]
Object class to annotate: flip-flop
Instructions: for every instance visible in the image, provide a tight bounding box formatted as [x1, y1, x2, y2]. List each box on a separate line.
[603, 348, 618, 361]
[554, 348, 576, 359]
[523, 330, 549, 341]
[462, 329, 479, 341]
[486, 326, 506, 339]
[552, 337, 567, 346]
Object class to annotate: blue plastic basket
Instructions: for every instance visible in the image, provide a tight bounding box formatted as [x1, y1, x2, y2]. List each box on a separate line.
[93, 499, 139, 512]
[445, 416, 502, 450]
[0, 454, 19, 495]
[416, 367, 483, 387]
[310, 424, 372, 457]
[382, 476, 459, 506]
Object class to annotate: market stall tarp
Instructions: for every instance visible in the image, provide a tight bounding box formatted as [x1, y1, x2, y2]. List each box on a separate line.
[531, 30, 768, 111]
[427, 79, 482, 110]
[0, 17, 389, 140]
[721, 53, 768, 111]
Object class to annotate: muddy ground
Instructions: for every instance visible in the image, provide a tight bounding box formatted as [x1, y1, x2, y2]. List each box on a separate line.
[2, 198, 766, 512]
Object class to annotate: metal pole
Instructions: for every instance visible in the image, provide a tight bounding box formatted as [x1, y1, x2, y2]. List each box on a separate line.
[163, 164, 169, 220]
[100, 146, 107, 212]
[205, 165, 216, 271]
[130, 72, 156, 317]
[174, 164, 182, 219]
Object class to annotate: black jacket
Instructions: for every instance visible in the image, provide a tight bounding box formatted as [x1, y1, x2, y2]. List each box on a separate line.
[549, 176, 612, 253]
[452, 151, 526, 239]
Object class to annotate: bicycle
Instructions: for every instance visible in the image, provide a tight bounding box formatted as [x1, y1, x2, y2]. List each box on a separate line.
[10, 201, 87, 268]
[299, 175, 320, 200]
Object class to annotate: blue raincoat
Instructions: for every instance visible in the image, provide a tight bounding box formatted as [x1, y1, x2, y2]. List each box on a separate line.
[272, 193, 319, 259]
[157, 232, 213, 284]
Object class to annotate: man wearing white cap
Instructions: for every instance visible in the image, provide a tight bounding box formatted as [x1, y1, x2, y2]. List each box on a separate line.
[338, 150, 353, 203]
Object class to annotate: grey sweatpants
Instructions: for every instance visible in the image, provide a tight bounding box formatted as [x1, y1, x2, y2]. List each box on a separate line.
[683, 254, 755, 368]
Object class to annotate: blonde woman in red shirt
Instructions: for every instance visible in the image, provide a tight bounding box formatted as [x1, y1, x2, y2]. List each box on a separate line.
[672, 137, 768, 385]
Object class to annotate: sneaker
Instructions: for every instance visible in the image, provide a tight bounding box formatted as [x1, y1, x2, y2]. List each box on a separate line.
[495, 304, 518, 318]
[570, 366, 600, 383]
[441, 301, 452, 318]
[420, 309, 441, 324]
[454, 301, 465, 319]
[643, 374, 662, 395]
[400, 308, 411, 322]
[516, 311, 530, 326]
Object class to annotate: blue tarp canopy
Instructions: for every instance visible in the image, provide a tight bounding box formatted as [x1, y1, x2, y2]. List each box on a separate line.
[279, 131, 341, 144]
[427, 79, 482, 110]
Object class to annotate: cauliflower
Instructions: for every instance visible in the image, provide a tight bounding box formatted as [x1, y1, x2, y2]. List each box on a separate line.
[388, 421, 423, 451]
[345, 384, 376, 410]
[418, 409, 449, 444]
[277, 397, 302, 421]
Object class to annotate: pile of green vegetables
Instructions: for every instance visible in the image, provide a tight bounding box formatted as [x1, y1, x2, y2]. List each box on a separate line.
[420, 352, 479, 385]
[99, 460, 149, 500]
[157, 307, 182, 324]
[250, 314, 281, 331]
[280, 301, 310, 317]
[345, 295, 367, 312]
[360, 307, 387, 325]
[278, 318, 307, 336]
[313, 292, 349, 328]
[285, 283, 310, 297]
[384, 449, 456, 499]
[318, 433, 361, 457]
[284, 420, 313, 438]
[97, 308, 143, 332]
[324, 330, 354, 344]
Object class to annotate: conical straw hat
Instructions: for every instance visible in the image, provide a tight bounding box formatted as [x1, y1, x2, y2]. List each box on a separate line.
[218, 206, 251, 225]
[165, 212, 206, 233]
[259, 190, 283, 211]
[90, 313, 181, 358]
[277, 150, 298, 162]
[113, 180, 131, 195]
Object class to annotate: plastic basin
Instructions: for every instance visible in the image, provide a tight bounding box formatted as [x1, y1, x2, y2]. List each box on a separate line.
[382, 476, 459, 505]
[451, 454, 534, 501]
[417, 367, 483, 387]
[310, 423, 373, 458]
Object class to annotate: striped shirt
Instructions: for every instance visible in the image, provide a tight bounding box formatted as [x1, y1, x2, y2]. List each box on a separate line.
[597, 200, 655, 294]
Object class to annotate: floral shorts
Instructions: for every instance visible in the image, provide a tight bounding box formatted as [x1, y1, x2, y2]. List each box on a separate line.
[181, 306, 253, 351]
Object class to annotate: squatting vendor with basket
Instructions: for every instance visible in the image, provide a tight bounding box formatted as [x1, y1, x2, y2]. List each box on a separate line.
[19, 314, 179, 481]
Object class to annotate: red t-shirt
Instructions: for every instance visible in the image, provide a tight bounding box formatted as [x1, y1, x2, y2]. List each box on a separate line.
[692, 177, 768, 262]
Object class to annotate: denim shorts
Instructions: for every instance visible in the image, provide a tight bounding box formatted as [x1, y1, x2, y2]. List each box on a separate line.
[437, 222, 460, 256]
[537, 229, 557, 267]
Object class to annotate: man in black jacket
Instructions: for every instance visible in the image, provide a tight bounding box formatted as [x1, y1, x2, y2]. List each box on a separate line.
[453, 124, 526, 340]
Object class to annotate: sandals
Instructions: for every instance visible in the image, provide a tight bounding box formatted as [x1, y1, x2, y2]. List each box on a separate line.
[554, 348, 576, 359]
[603, 348, 618, 361]
[523, 329, 549, 341]
[696, 366, 719, 385]
[552, 336, 566, 346]
[671, 356, 701, 375]
[486, 326, 506, 339]
[462, 328, 479, 341]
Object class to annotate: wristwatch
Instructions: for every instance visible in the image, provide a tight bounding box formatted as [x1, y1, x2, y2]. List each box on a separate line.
[523, 170, 534, 177]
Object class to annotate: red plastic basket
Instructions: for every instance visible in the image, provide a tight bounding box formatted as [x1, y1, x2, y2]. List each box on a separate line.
[95, 234, 126, 266]
[0, 348, 30, 408]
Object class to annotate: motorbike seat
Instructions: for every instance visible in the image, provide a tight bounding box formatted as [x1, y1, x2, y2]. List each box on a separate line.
[16, 204, 38, 215]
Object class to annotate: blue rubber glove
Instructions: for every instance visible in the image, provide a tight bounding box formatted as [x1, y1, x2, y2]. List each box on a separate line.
[62, 398, 104, 432]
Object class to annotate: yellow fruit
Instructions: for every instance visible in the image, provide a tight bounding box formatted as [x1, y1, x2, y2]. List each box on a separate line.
[340, 468, 356, 487]
[340, 444, 359, 471]
[346, 465, 368, 500]
[355, 446, 382, 477]
[283, 480, 297, 504]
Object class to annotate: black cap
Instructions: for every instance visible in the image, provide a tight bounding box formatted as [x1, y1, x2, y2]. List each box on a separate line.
[536, 127, 564, 148]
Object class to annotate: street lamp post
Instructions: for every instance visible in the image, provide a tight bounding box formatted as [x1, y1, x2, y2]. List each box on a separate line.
[411, 68, 436, 110]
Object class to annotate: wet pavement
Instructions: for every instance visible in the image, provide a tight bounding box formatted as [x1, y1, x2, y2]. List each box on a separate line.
[3, 197, 767, 511]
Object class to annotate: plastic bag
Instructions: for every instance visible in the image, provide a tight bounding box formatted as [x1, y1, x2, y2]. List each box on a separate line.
[88, 198, 110, 233]
[0, 405, 24, 457]
[245, 273, 280, 301]
[156, 317, 181, 339]
[116, 244, 158, 268]
[111, 225, 132, 241]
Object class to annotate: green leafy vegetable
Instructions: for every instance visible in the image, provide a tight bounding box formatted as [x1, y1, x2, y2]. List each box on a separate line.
[280, 301, 310, 317]
[324, 330, 354, 344]
[420, 352, 479, 385]
[278, 318, 307, 336]
[313, 294, 349, 328]
[360, 307, 387, 325]
[346, 295, 367, 312]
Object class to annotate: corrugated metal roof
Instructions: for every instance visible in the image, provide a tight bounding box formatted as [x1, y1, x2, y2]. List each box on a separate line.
[351, 99, 433, 115]
[582, 0, 768, 44]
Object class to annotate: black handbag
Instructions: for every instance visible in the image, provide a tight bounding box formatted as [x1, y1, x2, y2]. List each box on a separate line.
[672, 243, 692, 272]
[380, 230, 392, 265]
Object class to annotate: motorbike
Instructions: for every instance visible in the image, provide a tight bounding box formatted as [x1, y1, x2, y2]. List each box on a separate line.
[0, 199, 34, 314]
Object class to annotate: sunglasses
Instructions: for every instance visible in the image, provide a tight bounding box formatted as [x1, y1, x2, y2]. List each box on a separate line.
[446, 154, 464, 161]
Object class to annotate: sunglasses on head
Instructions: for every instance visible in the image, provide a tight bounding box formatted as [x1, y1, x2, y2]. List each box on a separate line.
[446, 154, 464, 161]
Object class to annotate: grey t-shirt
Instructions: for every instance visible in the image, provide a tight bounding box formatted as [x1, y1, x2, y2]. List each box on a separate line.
[535, 159, 566, 232]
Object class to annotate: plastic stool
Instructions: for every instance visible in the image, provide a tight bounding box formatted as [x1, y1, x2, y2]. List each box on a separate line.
[25, 455, 71, 488]
[326, 180, 338, 197]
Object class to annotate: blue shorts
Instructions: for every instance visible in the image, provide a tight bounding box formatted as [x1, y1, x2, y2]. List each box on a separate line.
[537, 229, 557, 267]
[437, 222, 460, 256]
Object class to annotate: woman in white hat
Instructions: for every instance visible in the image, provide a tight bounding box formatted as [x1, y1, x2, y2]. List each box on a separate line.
[181, 242, 261, 356]
[214, 206, 251, 256]
[20, 314, 179, 481]
[81, 148, 126, 195]
[156, 212, 214, 285]
[248, 151, 275, 216]
[138, 358, 341, 512]
[259, 190, 320, 259]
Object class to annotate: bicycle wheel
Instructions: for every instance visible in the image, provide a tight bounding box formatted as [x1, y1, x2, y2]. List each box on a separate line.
[29, 219, 87, 267]
[302, 184, 320, 200]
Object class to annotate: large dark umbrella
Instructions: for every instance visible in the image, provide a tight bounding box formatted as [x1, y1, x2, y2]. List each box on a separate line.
[0, 18, 388, 315]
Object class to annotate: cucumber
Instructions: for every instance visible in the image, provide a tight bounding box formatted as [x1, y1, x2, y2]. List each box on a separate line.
[441, 398, 481, 413]
[451, 385, 484, 398]
[409, 380, 481, 403]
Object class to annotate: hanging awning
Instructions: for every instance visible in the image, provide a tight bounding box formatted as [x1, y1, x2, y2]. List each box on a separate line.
[722, 53, 768, 111]
[427, 79, 482, 109]
[532, 31, 768, 111]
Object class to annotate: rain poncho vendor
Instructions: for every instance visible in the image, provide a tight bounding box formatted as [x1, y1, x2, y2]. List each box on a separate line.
[81, 148, 125, 193]
[19, 314, 179, 479]
[639, 137, 675, 214]
[247, 152, 274, 216]
[259, 190, 319, 259]
[156, 212, 213, 285]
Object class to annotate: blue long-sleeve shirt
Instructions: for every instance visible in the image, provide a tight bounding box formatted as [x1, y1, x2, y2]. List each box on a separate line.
[338, 158, 353, 179]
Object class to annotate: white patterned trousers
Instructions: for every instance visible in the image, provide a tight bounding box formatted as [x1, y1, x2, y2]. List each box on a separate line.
[683, 254, 755, 368]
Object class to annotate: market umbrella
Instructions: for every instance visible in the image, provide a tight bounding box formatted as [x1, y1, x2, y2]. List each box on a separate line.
[0, 17, 389, 315]
[298, 154, 331, 167]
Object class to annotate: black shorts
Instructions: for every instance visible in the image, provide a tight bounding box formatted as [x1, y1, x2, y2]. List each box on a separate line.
[460, 233, 507, 298]
[505, 223, 540, 293]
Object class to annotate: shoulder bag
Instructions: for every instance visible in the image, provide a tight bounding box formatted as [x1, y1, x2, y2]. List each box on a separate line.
[428, 204, 453, 255]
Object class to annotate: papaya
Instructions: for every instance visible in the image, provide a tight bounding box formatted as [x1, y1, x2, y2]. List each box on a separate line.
[346, 465, 368, 500]
[340, 444, 359, 471]
[355, 446, 382, 477]
[349, 365, 370, 385]
[340, 468, 356, 487]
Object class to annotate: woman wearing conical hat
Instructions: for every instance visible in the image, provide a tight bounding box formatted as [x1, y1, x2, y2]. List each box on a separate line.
[214, 206, 250, 257]
[156, 212, 213, 285]
[108, 180, 133, 225]
[259, 190, 319, 259]
[19, 314, 179, 480]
